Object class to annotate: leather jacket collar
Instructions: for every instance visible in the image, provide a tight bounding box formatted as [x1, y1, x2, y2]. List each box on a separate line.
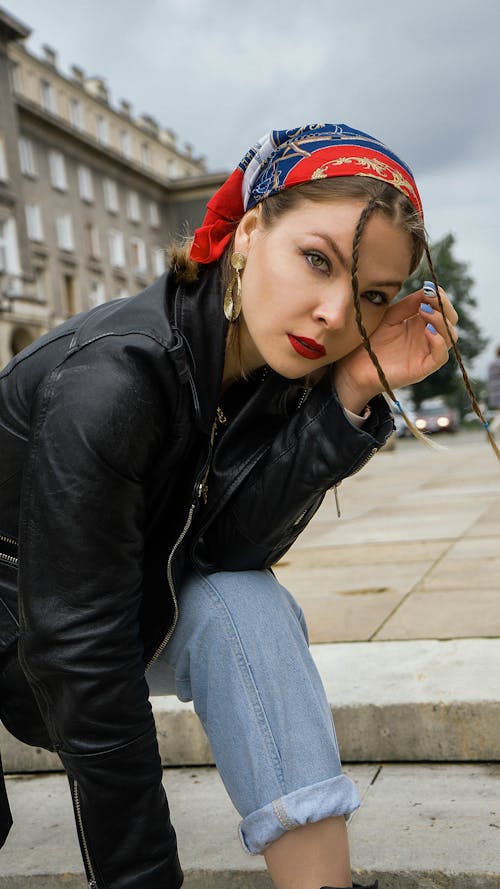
[171, 264, 229, 434]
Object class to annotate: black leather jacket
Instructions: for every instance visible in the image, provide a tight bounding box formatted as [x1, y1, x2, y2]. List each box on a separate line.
[0, 266, 393, 887]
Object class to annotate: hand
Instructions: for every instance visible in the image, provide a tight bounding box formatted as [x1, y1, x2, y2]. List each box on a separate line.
[333, 285, 459, 414]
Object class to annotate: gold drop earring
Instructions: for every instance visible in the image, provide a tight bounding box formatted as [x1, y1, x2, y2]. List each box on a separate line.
[224, 252, 246, 322]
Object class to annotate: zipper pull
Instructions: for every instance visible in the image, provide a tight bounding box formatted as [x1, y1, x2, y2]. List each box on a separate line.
[88, 881, 98, 889]
[334, 484, 341, 518]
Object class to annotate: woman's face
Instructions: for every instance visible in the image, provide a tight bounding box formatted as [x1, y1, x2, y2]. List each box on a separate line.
[233, 197, 413, 379]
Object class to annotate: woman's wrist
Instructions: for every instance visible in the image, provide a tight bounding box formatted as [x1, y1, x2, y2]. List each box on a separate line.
[332, 365, 381, 416]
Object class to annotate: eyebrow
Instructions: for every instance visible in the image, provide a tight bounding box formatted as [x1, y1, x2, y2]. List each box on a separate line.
[309, 232, 403, 291]
[310, 232, 350, 273]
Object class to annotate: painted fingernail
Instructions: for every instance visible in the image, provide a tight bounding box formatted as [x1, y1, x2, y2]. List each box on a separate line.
[426, 323, 437, 335]
[423, 280, 436, 295]
[420, 302, 434, 314]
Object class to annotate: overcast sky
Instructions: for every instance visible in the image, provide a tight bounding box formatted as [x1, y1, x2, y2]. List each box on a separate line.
[10, 0, 500, 376]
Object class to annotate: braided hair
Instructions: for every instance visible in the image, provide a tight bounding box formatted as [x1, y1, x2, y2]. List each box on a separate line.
[349, 196, 500, 460]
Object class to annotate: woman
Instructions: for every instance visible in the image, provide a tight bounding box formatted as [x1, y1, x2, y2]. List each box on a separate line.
[0, 124, 459, 889]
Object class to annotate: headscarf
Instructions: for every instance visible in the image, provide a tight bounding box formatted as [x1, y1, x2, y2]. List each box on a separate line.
[189, 123, 423, 265]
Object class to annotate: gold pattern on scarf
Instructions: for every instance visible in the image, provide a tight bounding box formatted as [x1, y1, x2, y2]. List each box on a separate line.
[310, 155, 420, 206]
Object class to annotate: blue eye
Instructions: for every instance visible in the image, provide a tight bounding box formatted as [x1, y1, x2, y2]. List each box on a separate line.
[363, 290, 388, 306]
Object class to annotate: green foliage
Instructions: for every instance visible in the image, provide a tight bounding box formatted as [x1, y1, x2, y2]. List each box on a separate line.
[398, 234, 488, 410]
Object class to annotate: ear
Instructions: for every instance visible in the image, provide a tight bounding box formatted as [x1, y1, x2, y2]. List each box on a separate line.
[234, 205, 262, 253]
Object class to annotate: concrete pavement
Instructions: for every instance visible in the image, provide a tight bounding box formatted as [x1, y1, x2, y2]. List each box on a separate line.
[274, 428, 500, 643]
[1, 764, 498, 888]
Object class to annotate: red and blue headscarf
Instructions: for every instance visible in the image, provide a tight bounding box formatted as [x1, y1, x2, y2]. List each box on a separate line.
[190, 123, 423, 264]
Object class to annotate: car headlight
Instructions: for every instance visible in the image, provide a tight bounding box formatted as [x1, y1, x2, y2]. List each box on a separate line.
[415, 418, 427, 429]
[437, 416, 450, 427]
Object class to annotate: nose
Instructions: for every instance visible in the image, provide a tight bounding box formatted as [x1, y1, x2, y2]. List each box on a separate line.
[311, 284, 354, 331]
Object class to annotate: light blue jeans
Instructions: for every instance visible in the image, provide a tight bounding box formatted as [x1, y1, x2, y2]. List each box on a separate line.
[147, 569, 360, 854]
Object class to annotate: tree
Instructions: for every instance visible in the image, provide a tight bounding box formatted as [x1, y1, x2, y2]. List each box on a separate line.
[398, 234, 488, 411]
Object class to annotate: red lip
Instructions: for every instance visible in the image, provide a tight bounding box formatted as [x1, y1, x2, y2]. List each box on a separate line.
[288, 334, 326, 360]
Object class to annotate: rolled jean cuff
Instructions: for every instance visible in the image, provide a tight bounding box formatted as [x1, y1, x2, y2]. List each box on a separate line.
[238, 773, 361, 855]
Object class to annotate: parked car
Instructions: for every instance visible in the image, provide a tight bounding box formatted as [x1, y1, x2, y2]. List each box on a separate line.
[413, 400, 459, 434]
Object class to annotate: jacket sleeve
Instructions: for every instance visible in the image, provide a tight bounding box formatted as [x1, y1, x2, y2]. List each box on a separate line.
[17, 344, 182, 889]
[197, 374, 394, 570]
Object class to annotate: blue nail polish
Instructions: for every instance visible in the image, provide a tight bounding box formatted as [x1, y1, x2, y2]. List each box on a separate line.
[420, 302, 434, 314]
[423, 280, 436, 294]
[426, 323, 437, 335]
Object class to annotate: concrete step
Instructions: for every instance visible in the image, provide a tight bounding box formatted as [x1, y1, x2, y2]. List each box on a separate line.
[0, 763, 498, 888]
[1, 639, 499, 772]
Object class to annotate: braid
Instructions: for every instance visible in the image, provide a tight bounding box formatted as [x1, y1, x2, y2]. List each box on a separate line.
[350, 198, 431, 444]
[423, 243, 500, 461]
[351, 198, 396, 401]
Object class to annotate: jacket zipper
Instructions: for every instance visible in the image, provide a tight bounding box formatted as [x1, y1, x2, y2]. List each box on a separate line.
[72, 779, 99, 889]
[296, 386, 311, 411]
[332, 446, 377, 518]
[351, 446, 378, 476]
[0, 534, 18, 567]
[145, 497, 197, 670]
[146, 416, 220, 670]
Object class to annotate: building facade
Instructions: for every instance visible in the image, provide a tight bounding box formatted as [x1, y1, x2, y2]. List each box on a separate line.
[0, 7, 224, 366]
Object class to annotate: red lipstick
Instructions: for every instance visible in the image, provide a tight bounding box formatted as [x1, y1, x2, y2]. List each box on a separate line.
[288, 334, 326, 360]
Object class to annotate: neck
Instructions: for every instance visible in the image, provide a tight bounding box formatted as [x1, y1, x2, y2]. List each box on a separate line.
[221, 321, 264, 393]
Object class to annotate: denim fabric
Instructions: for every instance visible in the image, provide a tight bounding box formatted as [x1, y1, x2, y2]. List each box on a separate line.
[147, 569, 360, 854]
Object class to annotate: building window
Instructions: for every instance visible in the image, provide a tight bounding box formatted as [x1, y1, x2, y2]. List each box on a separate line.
[109, 229, 125, 267]
[167, 157, 179, 178]
[0, 136, 8, 181]
[141, 142, 151, 167]
[85, 222, 101, 259]
[78, 165, 94, 202]
[49, 150, 68, 191]
[89, 279, 106, 306]
[56, 214, 74, 251]
[0, 217, 21, 279]
[96, 114, 109, 145]
[19, 137, 37, 177]
[148, 201, 160, 228]
[126, 191, 140, 223]
[9, 61, 22, 93]
[41, 80, 56, 114]
[103, 178, 119, 213]
[62, 274, 77, 315]
[120, 130, 131, 158]
[70, 98, 83, 130]
[152, 247, 165, 277]
[130, 237, 147, 274]
[25, 204, 44, 242]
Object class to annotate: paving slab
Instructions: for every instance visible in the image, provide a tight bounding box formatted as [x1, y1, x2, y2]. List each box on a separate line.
[307, 499, 491, 547]
[296, 591, 407, 644]
[419, 556, 500, 590]
[0, 764, 498, 888]
[347, 763, 500, 888]
[2, 640, 498, 772]
[447, 536, 500, 559]
[274, 559, 434, 643]
[276, 539, 451, 566]
[274, 560, 433, 598]
[375, 590, 500, 640]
